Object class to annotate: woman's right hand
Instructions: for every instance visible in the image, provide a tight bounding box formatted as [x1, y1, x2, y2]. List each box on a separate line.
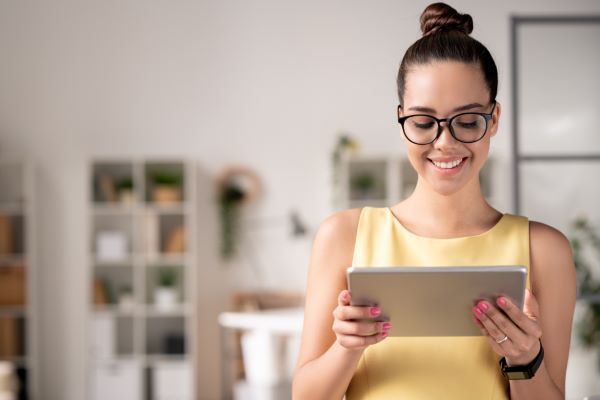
[332, 289, 391, 350]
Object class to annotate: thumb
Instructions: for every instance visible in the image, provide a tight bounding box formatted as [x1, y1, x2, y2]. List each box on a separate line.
[523, 288, 540, 320]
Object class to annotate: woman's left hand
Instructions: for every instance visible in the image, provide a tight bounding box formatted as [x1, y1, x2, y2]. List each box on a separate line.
[472, 288, 542, 365]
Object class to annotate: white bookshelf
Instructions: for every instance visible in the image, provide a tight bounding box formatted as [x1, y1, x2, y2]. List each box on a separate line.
[87, 158, 197, 400]
[0, 158, 37, 399]
[334, 153, 495, 210]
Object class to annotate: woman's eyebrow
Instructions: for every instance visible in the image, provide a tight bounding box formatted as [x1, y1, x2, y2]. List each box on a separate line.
[407, 102, 485, 113]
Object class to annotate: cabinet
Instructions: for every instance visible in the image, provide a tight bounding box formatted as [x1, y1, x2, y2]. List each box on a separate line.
[87, 159, 197, 400]
[0, 158, 36, 399]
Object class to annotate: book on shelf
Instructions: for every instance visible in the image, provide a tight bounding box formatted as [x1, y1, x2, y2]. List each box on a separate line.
[144, 211, 159, 259]
[164, 226, 185, 254]
[0, 214, 13, 255]
[0, 266, 26, 306]
[98, 174, 118, 203]
[0, 316, 19, 358]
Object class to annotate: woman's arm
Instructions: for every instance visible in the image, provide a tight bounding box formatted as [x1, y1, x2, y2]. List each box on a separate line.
[473, 221, 576, 399]
[508, 221, 576, 399]
[292, 209, 388, 400]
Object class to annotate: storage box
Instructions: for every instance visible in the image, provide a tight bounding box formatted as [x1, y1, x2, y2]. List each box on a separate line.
[91, 360, 141, 400]
[152, 362, 192, 399]
[0, 267, 26, 306]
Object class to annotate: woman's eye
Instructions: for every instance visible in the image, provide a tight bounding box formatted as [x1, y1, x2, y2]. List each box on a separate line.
[457, 121, 478, 129]
[413, 122, 435, 130]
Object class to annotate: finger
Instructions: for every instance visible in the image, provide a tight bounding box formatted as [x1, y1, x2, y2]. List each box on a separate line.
[337, 330, 389, 349]
[523, 289, 540, 321]
[473, 304, 516, 345]
[333, 320, 390, 337]
[475, 301, 528, 344]
[334, 304, 381, 322]
[478, 325, 506, 354]
[496, 296, 541, 339]
[338, 290, 351, 307]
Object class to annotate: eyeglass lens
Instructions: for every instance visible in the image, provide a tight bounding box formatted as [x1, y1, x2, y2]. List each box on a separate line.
[404, 114, 487, 144]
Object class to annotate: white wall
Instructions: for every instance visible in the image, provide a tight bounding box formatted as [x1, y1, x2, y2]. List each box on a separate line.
[1, 1, 599, 399]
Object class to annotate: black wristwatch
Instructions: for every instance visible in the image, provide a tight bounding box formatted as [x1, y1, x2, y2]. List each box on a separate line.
[499, 341, 544, 380]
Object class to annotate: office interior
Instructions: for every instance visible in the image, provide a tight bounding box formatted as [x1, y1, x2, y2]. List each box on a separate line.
[0, 1, 599, 399]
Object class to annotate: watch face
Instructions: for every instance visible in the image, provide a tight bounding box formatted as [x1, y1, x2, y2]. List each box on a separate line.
[506, 370, 531, 380]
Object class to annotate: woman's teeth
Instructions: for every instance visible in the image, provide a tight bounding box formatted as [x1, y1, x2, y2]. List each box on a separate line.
[431, 158, 464, 169]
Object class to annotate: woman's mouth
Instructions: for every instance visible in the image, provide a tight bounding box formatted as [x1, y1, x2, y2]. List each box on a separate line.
[428, 157, 468, 174]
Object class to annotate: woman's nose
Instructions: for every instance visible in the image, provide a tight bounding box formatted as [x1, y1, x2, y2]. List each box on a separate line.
[434, 122, 460, 148]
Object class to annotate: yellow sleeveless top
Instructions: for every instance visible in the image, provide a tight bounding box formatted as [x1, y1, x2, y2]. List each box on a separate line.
[346, 207, 530, 400]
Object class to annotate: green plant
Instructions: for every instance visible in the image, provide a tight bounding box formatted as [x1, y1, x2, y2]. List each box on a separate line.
[219, 183, 246, 259]
[351, 173, 376, 196]
[151, 171, 182, 187]
[331, 134, 359, 208]
[116, 177, 134, 192]
[569, 216, 600, 348]
[157, 267, 177, 288]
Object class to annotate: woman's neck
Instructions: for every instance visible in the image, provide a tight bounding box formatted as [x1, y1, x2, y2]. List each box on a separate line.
[394, 177, 500, 237]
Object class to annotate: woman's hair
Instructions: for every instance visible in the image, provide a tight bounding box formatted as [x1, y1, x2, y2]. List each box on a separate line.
[397, 2, 498, 106]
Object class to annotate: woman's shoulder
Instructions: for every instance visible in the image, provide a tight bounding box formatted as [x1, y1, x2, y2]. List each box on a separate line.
[528, 219, 575, 280]
[316, 207, 364, 242]
[528, 219, 571, 251]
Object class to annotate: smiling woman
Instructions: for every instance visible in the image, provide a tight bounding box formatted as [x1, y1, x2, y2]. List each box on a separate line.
[292, 2, 576, 400]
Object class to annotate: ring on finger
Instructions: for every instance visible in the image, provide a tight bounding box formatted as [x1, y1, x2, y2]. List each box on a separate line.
[495, 334, 509, 344]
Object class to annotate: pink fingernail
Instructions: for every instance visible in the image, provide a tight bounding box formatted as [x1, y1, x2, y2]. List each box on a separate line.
[382, 322, 392, 330]
[473, 307, 482, 317]
[497, 297, 507, 307]
[381, 331, 389, 338]
[370, 307, 381, 316]
[478, 302, 489, 312]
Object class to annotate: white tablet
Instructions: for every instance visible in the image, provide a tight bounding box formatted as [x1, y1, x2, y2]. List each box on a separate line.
[346, 265, 527, 337]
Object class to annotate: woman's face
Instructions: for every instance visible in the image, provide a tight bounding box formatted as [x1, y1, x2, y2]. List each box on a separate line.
[399, 61, 500, 197]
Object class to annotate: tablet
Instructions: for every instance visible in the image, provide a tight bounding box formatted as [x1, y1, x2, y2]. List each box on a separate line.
[346, 265, 527, 337]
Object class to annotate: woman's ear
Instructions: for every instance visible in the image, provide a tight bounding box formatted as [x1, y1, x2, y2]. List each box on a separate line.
[489, 101, 501, 138]
[397, 104, 403, 119]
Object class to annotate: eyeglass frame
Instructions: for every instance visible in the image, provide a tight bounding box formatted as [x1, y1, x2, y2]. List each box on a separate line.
[397, 101, 497, 145]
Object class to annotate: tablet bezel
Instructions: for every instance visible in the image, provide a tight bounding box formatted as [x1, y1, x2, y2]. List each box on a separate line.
[346, 265, 527, 337]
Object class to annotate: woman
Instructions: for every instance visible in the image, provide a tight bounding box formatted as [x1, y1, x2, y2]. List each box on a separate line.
[292, 3, 576, 399]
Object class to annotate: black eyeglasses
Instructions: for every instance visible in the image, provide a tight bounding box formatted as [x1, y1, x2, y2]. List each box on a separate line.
[397, 101, 496, 145]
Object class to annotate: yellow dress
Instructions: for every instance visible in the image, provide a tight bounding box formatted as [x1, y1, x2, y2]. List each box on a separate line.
[346, 207, 531, 400]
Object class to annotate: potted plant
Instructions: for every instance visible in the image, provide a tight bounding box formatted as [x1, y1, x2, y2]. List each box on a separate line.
[150, 171, 183, 203]
[154, 267, 178, 312]
[117, 285, 135, 312]
[351, 173, 376, 199]
[569, 216, 600, 366]
[116, 177, 135, 204]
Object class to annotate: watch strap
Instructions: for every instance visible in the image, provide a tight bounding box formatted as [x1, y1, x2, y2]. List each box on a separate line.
[499, 340, 544, 380]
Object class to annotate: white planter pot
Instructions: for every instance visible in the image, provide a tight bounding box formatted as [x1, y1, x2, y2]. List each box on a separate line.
[154, 288, 178, 312]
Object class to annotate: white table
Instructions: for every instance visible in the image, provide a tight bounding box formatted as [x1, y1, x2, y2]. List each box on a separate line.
[218, 308, 304, 400]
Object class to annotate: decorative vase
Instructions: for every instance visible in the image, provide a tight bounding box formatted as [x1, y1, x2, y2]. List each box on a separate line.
[152, 185, 182, 203]
[154, 287, 178, 312]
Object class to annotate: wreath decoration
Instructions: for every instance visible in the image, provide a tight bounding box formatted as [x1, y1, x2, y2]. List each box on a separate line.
[215, 166, 262, 259]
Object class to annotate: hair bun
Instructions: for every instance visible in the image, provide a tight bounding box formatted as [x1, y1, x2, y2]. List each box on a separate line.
[420, 2, 473, 37]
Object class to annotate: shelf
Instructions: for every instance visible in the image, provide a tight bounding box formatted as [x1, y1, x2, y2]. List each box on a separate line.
[0, 202, 24, 215]
[142, 304, 191, 317]
[0, 254, 27, 266]
[144, 354, 190, 365]
[0, 356, 28, 366]
[88, 159, 196, 400]
[0, 306, 28, 317]
[144, 203, 190, 214]
[0, 159, 34, 399]
[92, 203, 136, 215]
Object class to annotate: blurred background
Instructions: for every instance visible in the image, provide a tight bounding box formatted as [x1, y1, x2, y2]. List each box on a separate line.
[0, 0, 599, 399]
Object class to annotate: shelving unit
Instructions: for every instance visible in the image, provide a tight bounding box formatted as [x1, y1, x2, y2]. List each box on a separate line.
[335, 153, 495, 210]
[0, 158, 36, 399]
[87, 159, 197, 400]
